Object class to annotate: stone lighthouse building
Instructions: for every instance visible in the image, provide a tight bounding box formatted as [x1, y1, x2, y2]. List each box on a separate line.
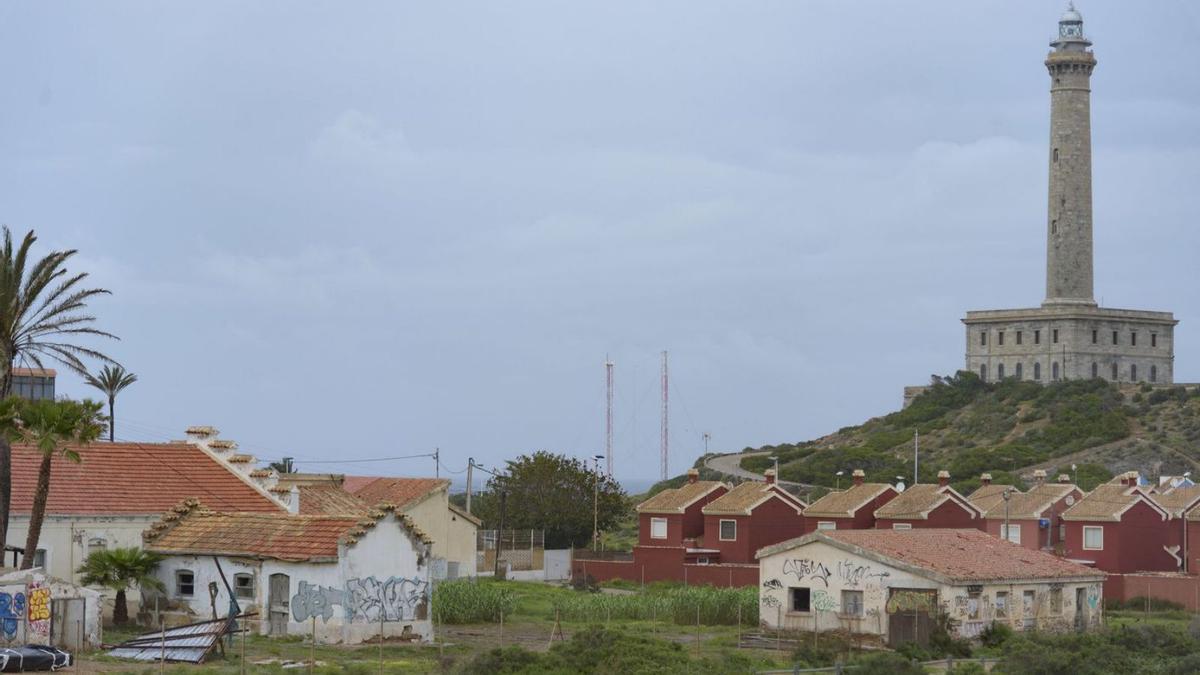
[962, 5, 1177, 384]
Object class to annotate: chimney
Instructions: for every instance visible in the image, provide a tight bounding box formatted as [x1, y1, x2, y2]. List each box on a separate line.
[937, 470, 950, 488]
[1058, 474, 1071, 484]
[980, 473, 993, 486]
[288, 485, 301, 514]
[687, 468, 699, 484]
[764, 469, 776, 485]
[1033, 469, 1047, 485]
[852, 469, 865, 487]
[1124, 471, 1140, 488]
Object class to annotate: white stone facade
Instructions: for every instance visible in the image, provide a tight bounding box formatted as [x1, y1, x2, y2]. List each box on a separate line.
[758, 539, 1104, 641]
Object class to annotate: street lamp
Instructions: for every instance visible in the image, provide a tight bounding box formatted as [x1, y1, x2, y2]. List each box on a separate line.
[835, 470, 845, 490]
[1002, 488, 1014, 544]
[592, 454, 605, 552]
[1071, 463, 1077, 486]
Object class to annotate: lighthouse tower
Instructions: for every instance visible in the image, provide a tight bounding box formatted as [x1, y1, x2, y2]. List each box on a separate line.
[1044, 4, 1097, 307]
[958, 4, 1177, 387]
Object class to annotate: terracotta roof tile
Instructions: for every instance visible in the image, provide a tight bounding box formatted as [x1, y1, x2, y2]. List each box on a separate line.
[967, 484, 1019, 513]
[347, 476, 449, 510]
[985, 483, 1076, 519]
[1062, 484, 1165, 522]
[146, 509, 361, 561]
[760, 529, 1104, 583]
[1155, 485, 1200, 517]
[9, 442, 282, 515]
[298, 484, 371, 516]
[874, 484, 979, 520]
[702, 481, 805, 515]
[803, 483, 895, 518]
[636, 481, 726, 514]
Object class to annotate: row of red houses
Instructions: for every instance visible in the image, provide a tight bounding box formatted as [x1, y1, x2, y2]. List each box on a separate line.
[576, 466, 1200, 586]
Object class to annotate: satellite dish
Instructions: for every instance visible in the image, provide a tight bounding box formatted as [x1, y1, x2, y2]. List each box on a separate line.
[895, 480, 906, 492]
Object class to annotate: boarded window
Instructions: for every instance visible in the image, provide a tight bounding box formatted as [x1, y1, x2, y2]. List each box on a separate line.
[176, 570, 195, 597]
[650, 517, 668, 539]
[995, 591, 1009, 619]
[1050, 587, 1063, 614]
[1083, 526, 1103, 550]
[719, 520, 737, 541]
[791, 587, 811, 613]
[842, 590, 864, 617]
[234, 573, 255, 600]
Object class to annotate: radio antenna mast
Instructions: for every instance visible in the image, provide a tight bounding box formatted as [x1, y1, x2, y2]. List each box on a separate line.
[660, 350, 669, 481]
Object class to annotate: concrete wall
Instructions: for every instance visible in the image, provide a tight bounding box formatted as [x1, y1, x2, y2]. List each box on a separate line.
[403, 491, 477, 579]
[759, 540, 1103, 638]
[153, 513, 432, 644]
[0, 568, 103, 649]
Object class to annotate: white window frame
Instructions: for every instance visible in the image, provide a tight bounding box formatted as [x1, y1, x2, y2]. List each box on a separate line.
[649, 517, 668, 540]
[816, 521, 836, 531]
[176, 569, 195, 597]
[892, 523, 913, 531]
[1000, 523, 1021, 544]
[1083, 526, 1104, 550]
[718, 519, 737, 541]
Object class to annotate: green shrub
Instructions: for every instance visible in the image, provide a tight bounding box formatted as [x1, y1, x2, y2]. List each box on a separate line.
[851, 651, 926, 675]
[791, 632, 851, 667]
[979, 620, 1014, 648]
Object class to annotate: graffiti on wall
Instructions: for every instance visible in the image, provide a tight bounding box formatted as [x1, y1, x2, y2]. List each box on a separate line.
[885, 590, 935, 615]
[782, 559, 831, 587]
[0, 591, 26, 640]
[291, 576, 430, 623]
[835, 560, 890, 588]
[762, 579, 783, 591]
[761, 595, 780, 608]
[1086, 586, 1100, 611]
[291, 582, 347, 622]
[812, 590, 839, 613]
[26, 585, 50, 640]
[346, 576, 429, 622]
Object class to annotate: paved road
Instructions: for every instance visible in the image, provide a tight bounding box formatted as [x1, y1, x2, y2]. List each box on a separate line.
[704, 451, 809, 487]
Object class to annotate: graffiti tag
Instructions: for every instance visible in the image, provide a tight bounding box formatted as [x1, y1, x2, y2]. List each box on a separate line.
[783, 559, 831, 587]
[836, 560, 890, 588]
[291, 576, 430, 623]
[885, 590, 935, 615]
[26, 585, 50, 639]
[762, 579, 784, 591]
[761, 595, 781, 608]
[0, 592, 26, 640]
[812, 590, 839, 612]
[291, 582, 346, 622]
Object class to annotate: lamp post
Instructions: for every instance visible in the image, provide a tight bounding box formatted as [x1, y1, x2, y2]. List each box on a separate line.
[835, 470, 844, 491]
[592, 455, 604, 552]
[1072, 463, 1078, 487]
[1003, 488, 1014, 544]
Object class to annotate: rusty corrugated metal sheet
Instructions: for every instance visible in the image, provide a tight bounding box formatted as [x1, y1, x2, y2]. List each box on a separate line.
[108, 614, 250, 663]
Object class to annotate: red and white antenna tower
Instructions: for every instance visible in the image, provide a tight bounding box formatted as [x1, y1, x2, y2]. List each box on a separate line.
[660, 350, 669, 481]
[605, 356, 614, 477]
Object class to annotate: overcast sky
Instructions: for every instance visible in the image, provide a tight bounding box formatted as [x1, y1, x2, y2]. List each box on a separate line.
[0, 1, 1196, 486]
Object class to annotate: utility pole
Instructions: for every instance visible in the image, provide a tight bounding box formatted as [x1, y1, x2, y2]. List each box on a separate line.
[466, 458, 474, 514]
[661, 350, 669, 481]
[606, 357, 614, 478]
[913, 430, 919, 484]
[592, 455, 604, 551]
[494, 487, 507, 579]
[1003, 488, 1013, 543]
[434, 447, 440, 479]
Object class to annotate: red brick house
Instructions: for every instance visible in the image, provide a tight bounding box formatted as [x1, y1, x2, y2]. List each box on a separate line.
[983, 474, 1082, 551]
[699, 470, 806, 564]
[1061, 473, 1174, 573]
[801, 470, 898, 532]
[634, 469, 728, 569]
[873, 471, 984, 530]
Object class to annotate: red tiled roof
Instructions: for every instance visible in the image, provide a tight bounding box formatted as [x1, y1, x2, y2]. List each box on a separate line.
[346, 476, 448, 510]
[10, 442, 282, 515]
[298, 484, 371, 516]
[144, 500, 431, 562]
[759, 529, 1104, 583]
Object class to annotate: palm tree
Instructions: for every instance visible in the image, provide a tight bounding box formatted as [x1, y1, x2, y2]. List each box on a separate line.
[77, 547, 164, 625]
[0, 228, 116, 555]
[19, 398, 106, 569]
[84, 365, 137, 442]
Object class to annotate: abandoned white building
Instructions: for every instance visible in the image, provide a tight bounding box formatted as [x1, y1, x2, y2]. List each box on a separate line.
[757, 529, 1105, 647]
[142, 500, 433, 644]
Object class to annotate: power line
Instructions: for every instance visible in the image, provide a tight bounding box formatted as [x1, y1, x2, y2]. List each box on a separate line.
[295, 453, 436, 465]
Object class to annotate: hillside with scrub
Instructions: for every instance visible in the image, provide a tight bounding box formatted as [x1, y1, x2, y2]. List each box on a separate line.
[736, 373, 1200, 494]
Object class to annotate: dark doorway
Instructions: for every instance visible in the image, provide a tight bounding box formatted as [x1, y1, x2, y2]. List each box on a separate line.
[886, 589, 937, 648]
